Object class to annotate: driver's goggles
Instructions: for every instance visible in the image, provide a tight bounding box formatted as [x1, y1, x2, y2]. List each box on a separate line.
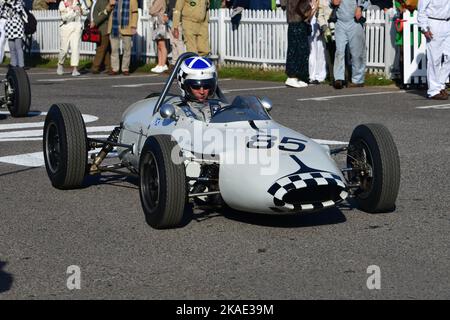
[190, 84, 213, 90]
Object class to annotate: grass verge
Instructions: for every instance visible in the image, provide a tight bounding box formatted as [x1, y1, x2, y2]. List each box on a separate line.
[217, 67, 287, 82]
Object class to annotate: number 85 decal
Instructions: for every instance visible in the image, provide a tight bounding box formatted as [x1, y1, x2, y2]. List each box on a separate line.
[247, 135, 306, 152]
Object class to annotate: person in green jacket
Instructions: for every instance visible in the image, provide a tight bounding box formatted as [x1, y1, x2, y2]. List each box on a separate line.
[173, 0, 210, 56]
[210, 0, 224, 9]
[393, 0, 420, 83]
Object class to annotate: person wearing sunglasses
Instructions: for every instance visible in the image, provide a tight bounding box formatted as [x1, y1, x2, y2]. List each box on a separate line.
[176, 56, 222, 122]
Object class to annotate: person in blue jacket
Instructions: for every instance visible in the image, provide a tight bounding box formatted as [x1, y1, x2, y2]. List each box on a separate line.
[231, 0, 273, 10]
[331, 0, 369, 89]
[248, 0, 271, 10]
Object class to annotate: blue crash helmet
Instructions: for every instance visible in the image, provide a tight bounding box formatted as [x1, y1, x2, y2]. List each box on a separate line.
[177, 57, 217, 102]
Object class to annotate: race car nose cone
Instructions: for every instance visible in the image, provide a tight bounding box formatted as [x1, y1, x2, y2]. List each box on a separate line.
[267, 172, 348, 212]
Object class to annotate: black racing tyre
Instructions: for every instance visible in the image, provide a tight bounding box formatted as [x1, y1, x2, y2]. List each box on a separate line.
[43, 103, 88, 189]
[347, 123, 400, 213]
[139, 135, 186, 229]
[6, 66, 31, 117]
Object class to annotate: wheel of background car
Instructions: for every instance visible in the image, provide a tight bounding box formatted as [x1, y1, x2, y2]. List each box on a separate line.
[139, 135, 186, 229]
[347, 123, 400, 213]
[6, 67, 31, 117]
[43, 103, 88, 189]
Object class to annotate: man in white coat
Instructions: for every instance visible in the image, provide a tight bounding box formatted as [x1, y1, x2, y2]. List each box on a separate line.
[417, 0, 450, 100]
[309, 0, 332, 84]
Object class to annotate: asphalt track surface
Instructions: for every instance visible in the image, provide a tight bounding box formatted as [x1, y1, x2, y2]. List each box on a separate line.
[0, 67, 449, 299]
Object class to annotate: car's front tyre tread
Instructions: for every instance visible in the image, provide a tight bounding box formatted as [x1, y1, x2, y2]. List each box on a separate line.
[139, 135, 186, 229]
[349, 123, 400, 213]
[43, 103, 87, 189]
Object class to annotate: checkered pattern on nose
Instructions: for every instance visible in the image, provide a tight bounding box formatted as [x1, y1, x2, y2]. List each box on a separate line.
[268, 172, 348, 212]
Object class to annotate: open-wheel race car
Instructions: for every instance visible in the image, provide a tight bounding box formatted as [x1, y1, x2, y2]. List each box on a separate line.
[43, 53, 400, 229]
[0, 66, 31, 117]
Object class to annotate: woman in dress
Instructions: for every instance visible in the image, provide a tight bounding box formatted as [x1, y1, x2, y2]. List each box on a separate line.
[281, 0, 317, 88]
[149, 0, 169, 73]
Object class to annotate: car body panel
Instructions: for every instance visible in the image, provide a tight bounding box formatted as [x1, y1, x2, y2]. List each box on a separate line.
[117, 96, 348, 214]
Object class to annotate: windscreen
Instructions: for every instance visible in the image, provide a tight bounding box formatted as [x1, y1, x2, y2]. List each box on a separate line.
[210, 96, 271, 123]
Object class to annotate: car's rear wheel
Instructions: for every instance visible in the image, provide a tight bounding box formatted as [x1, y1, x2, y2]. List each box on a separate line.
[6, 66, 31, 117]
[347, 123, 400, 213]
[43, 103, 88, 189]
[139, 135, 186, 229]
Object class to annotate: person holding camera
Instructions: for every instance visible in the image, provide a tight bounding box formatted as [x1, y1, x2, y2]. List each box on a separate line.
[331, 0, 369, 89]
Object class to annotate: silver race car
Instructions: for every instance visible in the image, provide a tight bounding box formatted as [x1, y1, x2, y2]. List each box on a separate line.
[43, 53, 400, 229]
[0, 66, 31, 118]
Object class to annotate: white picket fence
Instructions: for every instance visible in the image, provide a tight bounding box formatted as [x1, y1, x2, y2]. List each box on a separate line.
[401, 10, 427, 84]
[9, 8, 401, 77]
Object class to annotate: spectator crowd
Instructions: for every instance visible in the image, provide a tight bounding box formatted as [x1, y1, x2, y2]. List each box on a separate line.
[0, 0, 448, 100]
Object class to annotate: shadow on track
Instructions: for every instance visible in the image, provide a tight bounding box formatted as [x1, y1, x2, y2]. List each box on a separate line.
[220, 206, 347, 228]
[83, 174, 139, 190]
[82, 175, 351, 229]
[179, 203, 350, 229]
[0, 261, 13, 294]
[0, 166, 40, 178]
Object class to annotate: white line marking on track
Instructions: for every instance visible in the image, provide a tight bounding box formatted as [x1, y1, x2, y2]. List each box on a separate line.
[0, 112, 99, 130]
[0, 125, 114, 142]
[37, 73, 160, 82]
[222, 86, 288, 93]
[0, 134, 109, 142]
[0, 152, 44, 167]
[0, 129, 51, 139]
[85, 126, 116, 133]
[0, 122, 46, 131]
[0, 149, 117, 167]
[416, 104, 450, 109]
[112, 82, 166, 88]
[297, 90, 406, 101]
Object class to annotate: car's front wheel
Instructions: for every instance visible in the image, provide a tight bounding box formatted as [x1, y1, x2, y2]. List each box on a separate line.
[347, 123, 400, 213]
[139, 135, 186, 229]
[43, 103, 88, 189]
